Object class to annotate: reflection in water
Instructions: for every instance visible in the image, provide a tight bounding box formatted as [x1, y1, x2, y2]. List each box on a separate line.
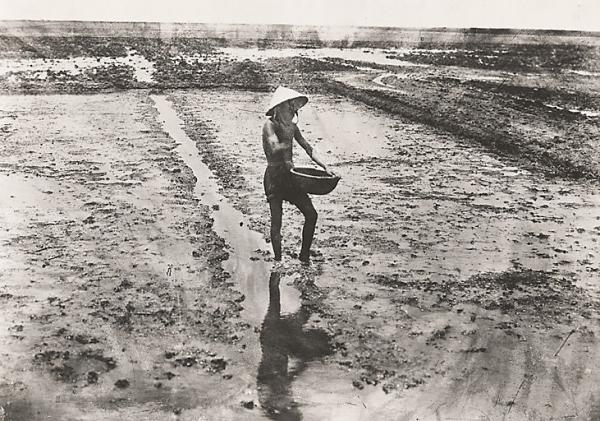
[257, 271, 333, 420]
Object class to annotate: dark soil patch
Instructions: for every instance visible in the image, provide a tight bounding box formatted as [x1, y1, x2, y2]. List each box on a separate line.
[392, 44, 600, 73]
[169, 349, 228, 374]
[370, 269, 599, 322]
[33, 348, 117, 383]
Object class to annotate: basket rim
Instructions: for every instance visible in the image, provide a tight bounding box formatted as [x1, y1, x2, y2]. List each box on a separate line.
[290, 167, 340, 181]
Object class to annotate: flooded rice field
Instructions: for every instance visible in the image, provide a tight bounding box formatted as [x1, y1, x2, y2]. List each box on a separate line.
[1, 30, 600, 421]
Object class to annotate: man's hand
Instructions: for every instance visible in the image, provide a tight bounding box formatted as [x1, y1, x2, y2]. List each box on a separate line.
[320, 164, 338, 177]
[310, 149, 329, 171]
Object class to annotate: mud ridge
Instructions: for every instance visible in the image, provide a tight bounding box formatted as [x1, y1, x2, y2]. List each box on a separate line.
[321, 78, 599, 180]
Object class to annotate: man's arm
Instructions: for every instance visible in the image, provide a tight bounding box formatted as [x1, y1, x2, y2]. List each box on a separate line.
[294, 125, 328, 171]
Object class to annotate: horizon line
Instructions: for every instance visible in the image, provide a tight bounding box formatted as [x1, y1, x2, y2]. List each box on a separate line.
[1, 18, 600, 36]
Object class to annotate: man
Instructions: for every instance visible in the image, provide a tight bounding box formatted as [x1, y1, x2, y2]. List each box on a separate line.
[262, 86, 330, 264]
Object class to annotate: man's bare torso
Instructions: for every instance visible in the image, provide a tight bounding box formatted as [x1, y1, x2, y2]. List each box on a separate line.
[262, 118, 296, 166]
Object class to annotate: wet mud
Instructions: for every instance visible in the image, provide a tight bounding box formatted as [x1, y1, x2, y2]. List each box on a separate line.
[1, 36, 600, 421]
[165, 88, 600, 419]
[322, 76, 600, 180]
[0, 93, 253, 420]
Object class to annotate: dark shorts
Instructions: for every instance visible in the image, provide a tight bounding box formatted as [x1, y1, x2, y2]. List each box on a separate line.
[263, 165, 308, 204]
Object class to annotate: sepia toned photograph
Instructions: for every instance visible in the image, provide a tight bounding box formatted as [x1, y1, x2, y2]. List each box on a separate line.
[0, 1, 599, 420]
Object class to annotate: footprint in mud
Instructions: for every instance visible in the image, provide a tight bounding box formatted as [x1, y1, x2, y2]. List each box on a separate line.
[256, 271, 333, 419]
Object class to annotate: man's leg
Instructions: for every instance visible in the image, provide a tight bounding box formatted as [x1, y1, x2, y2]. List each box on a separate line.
[269, 198, 283, 261]
[293, 194, 317, 263]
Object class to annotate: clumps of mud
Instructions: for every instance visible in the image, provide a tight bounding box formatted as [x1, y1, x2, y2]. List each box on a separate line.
[319, 269, 599, 396]
[153, 58, 269, 90]
[88, 274, 246, 344]
[464, 79, 600, 114]
[0, 35, 218, 61]
[0, 34, 356, 94]
[388, 44, 600, 73]
[0, 35, 128, 59]
[153, 54, 353, 92]
[329, 327, 432, 394]
[33, 348, 117, 384]
[154, 57, 354, 92]
[371, 269, 598, 321]
[165, 348, 228, 374]
[46, 64, 137, 88]
[0, 64, 141, 94]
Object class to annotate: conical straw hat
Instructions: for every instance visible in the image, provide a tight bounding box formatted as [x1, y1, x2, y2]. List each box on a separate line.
[266, 86, 308, 116]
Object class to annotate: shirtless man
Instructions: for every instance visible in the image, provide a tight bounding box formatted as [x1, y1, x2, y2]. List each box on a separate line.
[262, 86, 330, 264]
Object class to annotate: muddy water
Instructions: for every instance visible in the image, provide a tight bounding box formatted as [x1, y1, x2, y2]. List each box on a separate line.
[152, 95, 401, 420]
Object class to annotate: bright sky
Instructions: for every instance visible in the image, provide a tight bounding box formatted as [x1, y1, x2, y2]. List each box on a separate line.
[0, 0, 598, 31]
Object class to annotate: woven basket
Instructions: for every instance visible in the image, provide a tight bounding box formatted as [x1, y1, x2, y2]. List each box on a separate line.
[290, 167, 341, 195]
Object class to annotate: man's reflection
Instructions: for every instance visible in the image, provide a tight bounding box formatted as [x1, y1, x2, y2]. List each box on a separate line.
[257, 271, 332, 420]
